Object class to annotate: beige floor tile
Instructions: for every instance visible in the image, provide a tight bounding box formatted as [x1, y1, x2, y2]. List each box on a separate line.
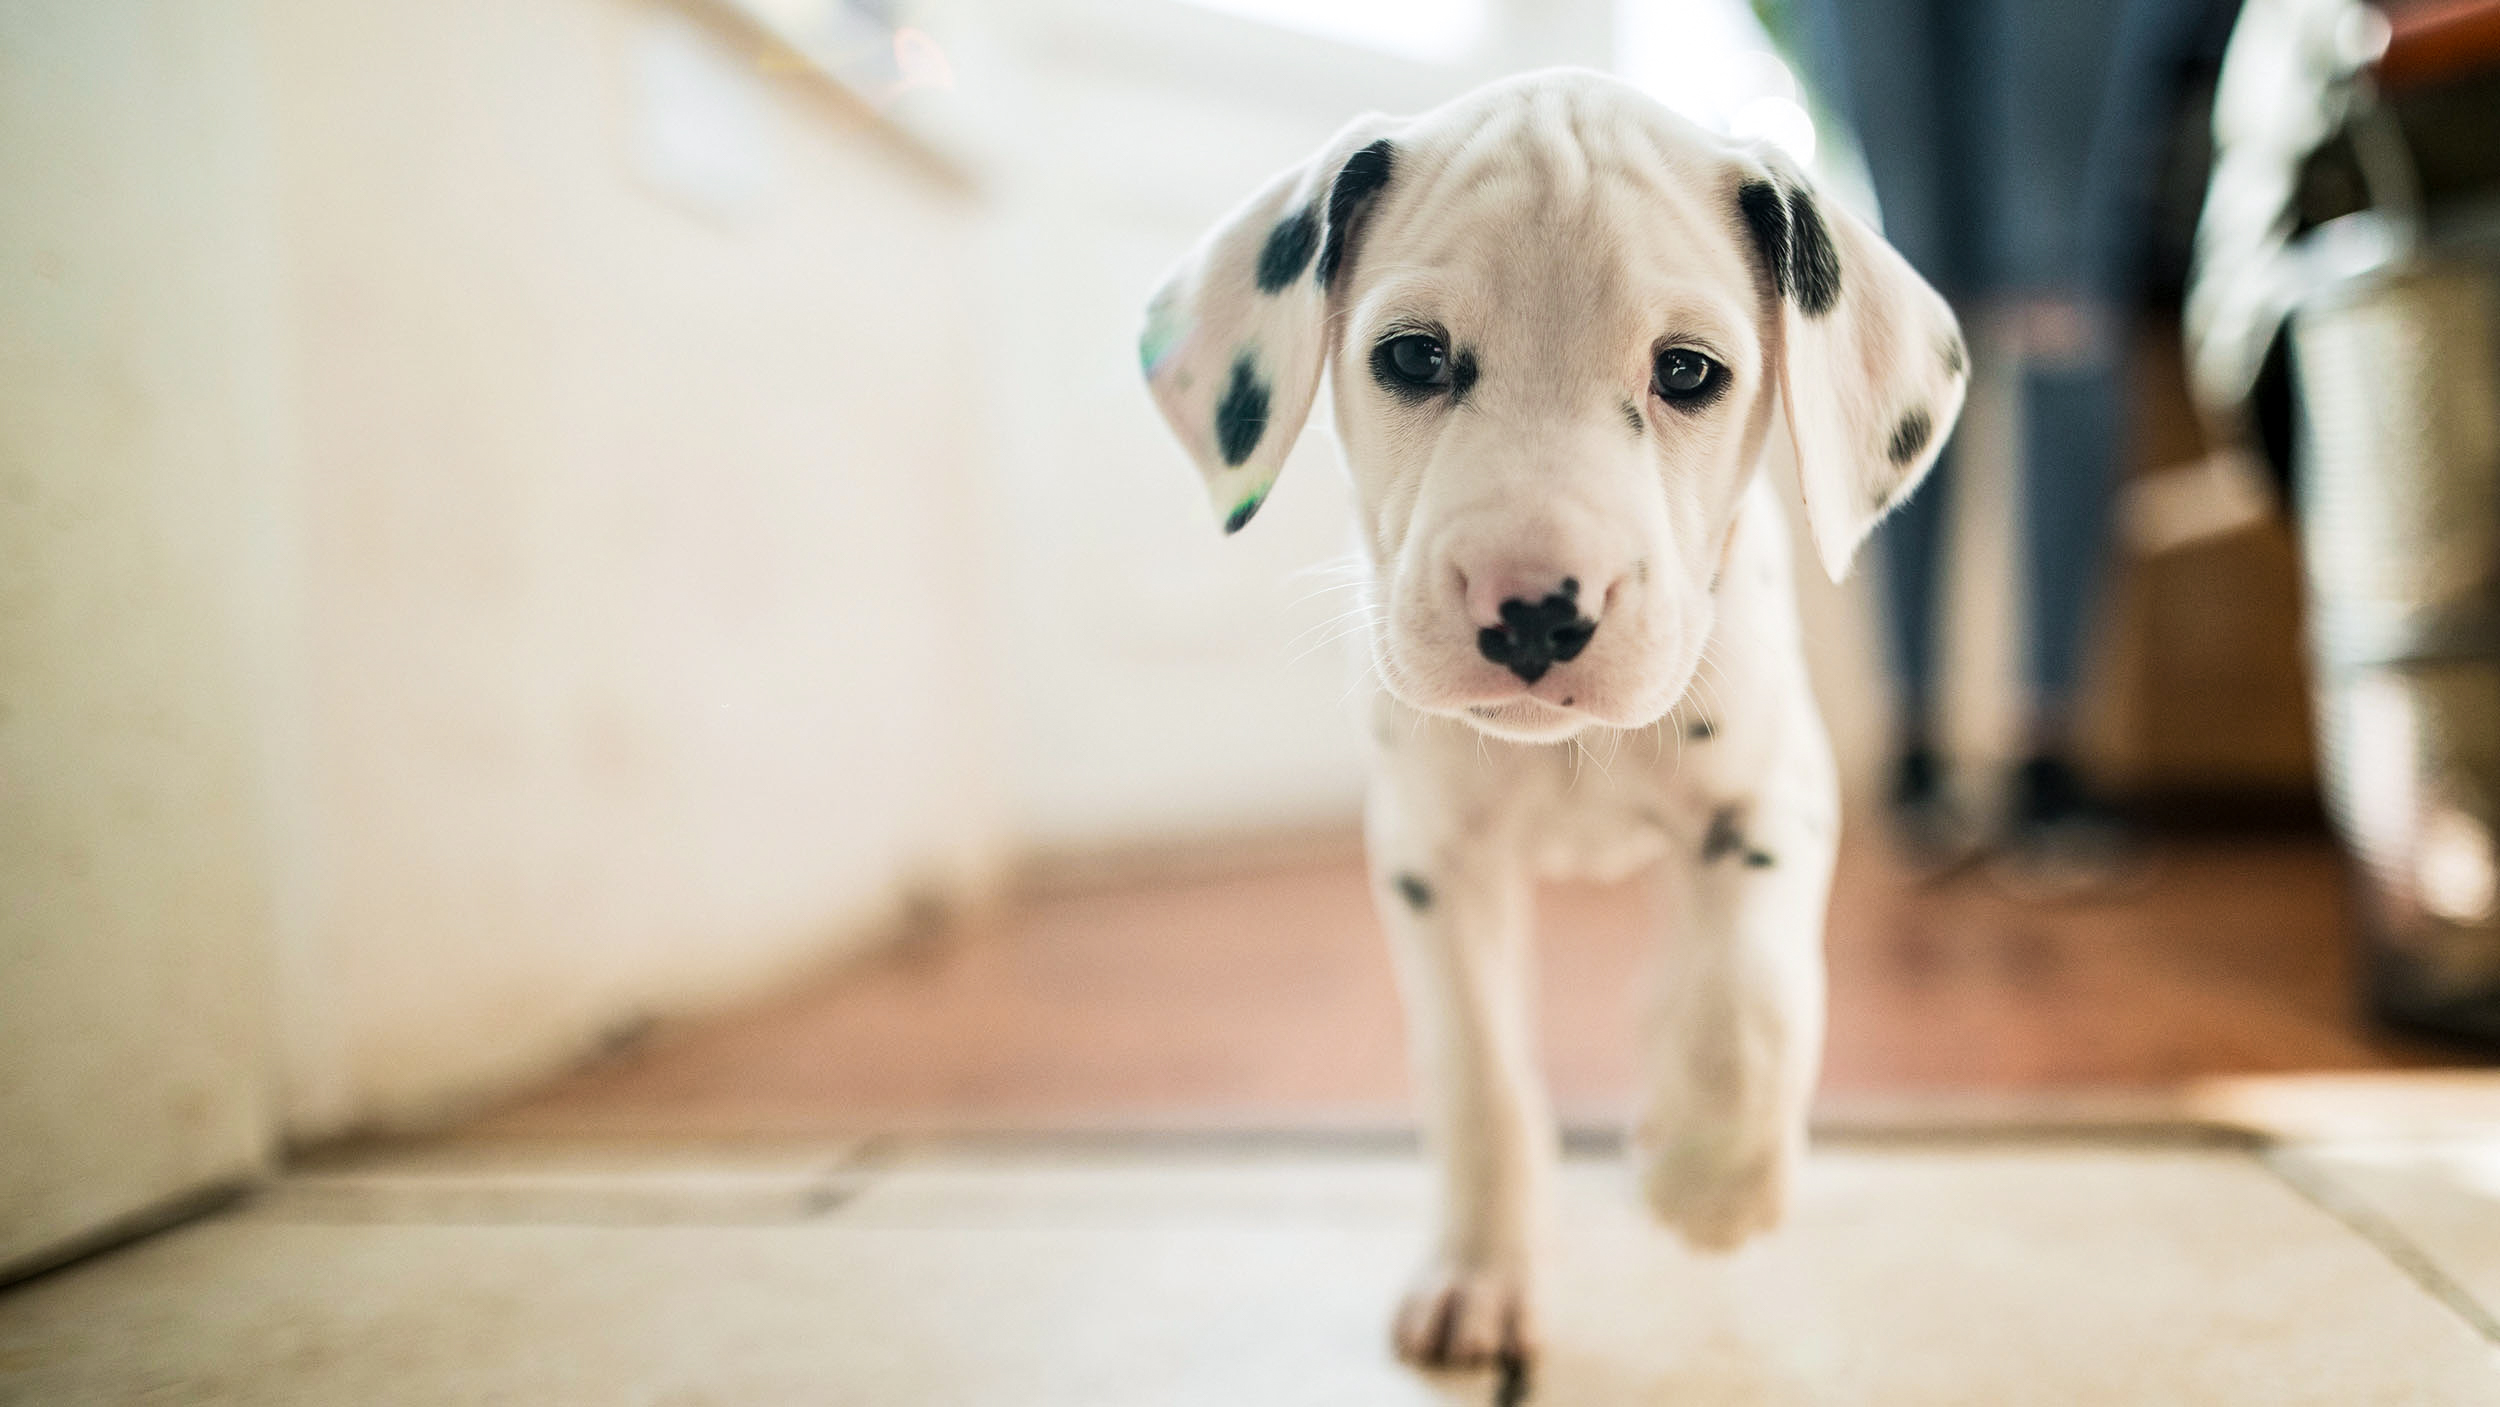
[3, 1145, 2495, 1405]
[246, 1138, 865, 1225]
[834, 1150, 1435, 1228]
[0, 1213, 1446, 1406]
[2275, 1137, 2500, 1332]
[1539, 1146, 2500, 1404]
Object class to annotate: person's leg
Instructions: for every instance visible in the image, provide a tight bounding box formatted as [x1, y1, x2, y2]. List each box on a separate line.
[2002, 344, 2130, 879]
[1991, 0, 2216, 879]
[1878, 450, 1952, 753]
[2018, 359, 2122, 743]
[2012, 0, 2211, 743]
[1800, 0, 1975, 859]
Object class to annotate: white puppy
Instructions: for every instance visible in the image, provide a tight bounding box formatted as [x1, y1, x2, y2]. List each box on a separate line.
[1141, 70, 1965, 1370]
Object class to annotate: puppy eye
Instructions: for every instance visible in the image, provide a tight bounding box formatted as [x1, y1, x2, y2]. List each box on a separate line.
[1377, 333, 1449, 388]
[1652, 347, 1724, 405]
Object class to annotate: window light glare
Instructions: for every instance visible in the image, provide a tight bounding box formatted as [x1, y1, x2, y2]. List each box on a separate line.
[1175, 0, 1489, 64]
[1731, 95, 1817, 164]
[1613, 0, 1818, 165]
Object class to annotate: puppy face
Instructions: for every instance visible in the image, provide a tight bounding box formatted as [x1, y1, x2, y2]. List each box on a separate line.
[1330, 100, 1780, 741]
[1142, 72, 1965, 744]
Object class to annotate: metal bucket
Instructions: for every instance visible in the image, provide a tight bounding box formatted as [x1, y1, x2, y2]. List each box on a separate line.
[2294, 243, 2500, 1043]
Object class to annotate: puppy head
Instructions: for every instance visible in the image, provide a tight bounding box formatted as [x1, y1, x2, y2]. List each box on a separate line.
[1142, 71, 1965, 743]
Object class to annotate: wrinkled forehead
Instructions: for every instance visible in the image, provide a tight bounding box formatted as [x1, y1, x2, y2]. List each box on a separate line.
[1350, 86, 1764, 344]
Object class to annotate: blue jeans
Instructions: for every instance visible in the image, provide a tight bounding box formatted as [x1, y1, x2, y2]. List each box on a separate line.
[1791, 0, 2218, 735]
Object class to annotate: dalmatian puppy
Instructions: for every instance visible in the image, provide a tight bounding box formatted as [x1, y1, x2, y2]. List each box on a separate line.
[1140, 70, 1964, 1370]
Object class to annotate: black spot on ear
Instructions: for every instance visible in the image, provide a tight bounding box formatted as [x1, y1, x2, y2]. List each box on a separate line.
[1888, 407, 1933, 466]
[1786, 188, 1841, 317]
[1394, 872, 1433, 912]
[1687, 717, 1716, 741]
[1255, 207, 1320, 293]
[1745, 850, 1776, 868]
[1215, 354, 1269, 466]
[1736, 180, 1791, 302]
[1942, 333, 1967, 378]
[1703, 807, 1747, 863]
[1622, 400, 1644, 436]
[1319, 139, 1396, 289]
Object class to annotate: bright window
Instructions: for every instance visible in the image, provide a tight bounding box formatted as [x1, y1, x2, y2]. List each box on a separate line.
[1174, 0, 1491, 64]
[1614, 0, 1817, 164]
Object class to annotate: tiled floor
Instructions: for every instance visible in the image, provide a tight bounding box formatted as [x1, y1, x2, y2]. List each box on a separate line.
[482, 834, 2446, 1137]
[10, 834, 2500, 1402]
[8, 1125, 2500, 1404]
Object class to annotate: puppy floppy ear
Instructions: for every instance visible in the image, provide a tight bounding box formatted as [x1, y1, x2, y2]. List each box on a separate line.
[1738, 157, 1969, 581]
[1141, 117, 1400, 534]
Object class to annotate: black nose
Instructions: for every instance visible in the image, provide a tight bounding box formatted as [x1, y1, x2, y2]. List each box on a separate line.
[1477, 593, 1596, 684]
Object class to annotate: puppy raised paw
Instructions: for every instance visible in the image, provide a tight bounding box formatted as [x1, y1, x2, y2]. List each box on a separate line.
[1635, 1126, 1794, 1252]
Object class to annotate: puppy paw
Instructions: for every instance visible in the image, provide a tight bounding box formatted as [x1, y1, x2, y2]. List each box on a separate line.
[1392, 1261, 1540, 1371]
[1636, 1130, 1792, 1252]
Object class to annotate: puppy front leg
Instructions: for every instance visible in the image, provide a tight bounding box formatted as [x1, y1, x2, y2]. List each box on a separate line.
[1368, 785, 1552, 1369]
[1636, 765, 1838, 1252]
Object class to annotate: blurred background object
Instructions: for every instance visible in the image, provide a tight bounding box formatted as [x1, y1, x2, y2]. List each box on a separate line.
[2, 0, 2489, 1297]
[2189, 0, 2500, 1047]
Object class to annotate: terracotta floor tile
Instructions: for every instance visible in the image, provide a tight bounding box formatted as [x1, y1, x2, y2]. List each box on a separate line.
[482, 834, 2454, 1136]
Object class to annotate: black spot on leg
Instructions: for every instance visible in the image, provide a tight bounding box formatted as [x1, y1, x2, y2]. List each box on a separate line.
[1785, 187, 1842, 316]
[1394, 872, 1434, 912]
[1622, 400, 1644, 436]
[1702, 806, 1778, 868]
[1888, 407, 1933, 466]
[1254, 207, 1320, 292]
[1703, 807, 1746, 863]
[1215, 354, 1269, 466]
[1318, 139, 1396, 289]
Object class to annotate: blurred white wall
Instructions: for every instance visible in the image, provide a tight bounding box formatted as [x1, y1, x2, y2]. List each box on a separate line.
[0, 0, 285, 1273]
[254, 0, 1008, 1137]
[3, 0, 1012, 1187]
